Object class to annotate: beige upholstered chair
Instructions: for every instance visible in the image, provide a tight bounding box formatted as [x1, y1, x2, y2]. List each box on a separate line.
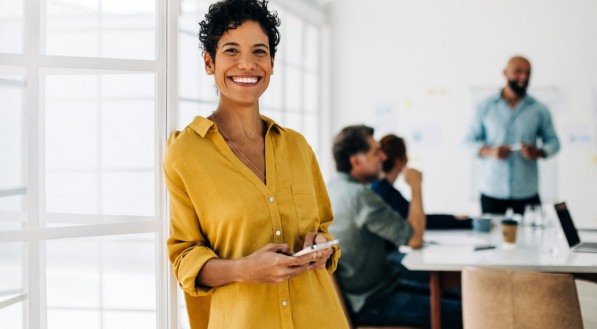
[462, 267, 583, 329]
[331, 275, 420, 329]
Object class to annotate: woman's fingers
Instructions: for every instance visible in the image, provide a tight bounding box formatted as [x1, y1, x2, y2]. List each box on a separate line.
[314, 233, 328, 244]
[303, 232, 317, 248]
[262, 243, 290, 254]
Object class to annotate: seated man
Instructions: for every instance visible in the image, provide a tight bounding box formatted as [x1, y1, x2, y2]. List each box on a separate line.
[327, 125, 462, 328]
[372, 134, 472, 230]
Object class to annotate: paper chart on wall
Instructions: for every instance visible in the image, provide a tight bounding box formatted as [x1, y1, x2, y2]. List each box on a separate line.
[368, 99, 403, 138]
[409, 124, 442, 150]
[562, 124, 593, 148]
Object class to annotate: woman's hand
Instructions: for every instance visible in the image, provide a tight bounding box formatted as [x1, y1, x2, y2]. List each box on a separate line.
[301, 232, 333, 270]
[237, 243, 315, 284]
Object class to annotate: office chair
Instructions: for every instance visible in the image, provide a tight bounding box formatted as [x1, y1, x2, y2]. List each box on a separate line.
[462, 267, 583, 329]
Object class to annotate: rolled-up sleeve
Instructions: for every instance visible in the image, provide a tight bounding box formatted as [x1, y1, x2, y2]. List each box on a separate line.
[539, 108, 560, 158]
[355, 189, 413, 247]
[164, 168, 218, 297]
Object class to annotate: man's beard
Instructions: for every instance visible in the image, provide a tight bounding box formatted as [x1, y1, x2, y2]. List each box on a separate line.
[508, 79, 528, 97]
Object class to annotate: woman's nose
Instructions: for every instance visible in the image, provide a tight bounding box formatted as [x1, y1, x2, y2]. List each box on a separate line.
[238, 54, 256, 70]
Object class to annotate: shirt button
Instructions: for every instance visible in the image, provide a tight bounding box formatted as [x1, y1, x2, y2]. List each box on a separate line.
[268, 196, 275, 203]
[281, 300, 288, 306]
[275, 229, 281, 236]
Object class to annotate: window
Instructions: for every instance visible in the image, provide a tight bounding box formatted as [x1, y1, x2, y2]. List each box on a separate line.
[0, 0, 167, 328]
[1, 0, 326, 328]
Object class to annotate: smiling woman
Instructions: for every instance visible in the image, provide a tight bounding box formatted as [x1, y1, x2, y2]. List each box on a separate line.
[163, 1, 348, 329]
[206, 20, 274, 122]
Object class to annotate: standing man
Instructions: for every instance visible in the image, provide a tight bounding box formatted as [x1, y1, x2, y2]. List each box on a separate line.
[328, 125, 462, 328]
[465, 56, 560, 215]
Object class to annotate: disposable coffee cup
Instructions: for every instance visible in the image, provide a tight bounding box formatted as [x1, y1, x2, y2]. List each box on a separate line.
[501, 219, 518, 244]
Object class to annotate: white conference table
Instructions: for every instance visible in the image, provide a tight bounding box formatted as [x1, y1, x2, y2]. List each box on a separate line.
[402, 224, 597, 329]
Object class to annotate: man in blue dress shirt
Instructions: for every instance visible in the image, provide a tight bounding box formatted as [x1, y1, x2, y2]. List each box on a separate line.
[465, 56, 560, 214]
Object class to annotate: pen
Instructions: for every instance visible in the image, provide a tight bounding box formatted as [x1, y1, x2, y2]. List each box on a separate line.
[474, 245, 496, 251]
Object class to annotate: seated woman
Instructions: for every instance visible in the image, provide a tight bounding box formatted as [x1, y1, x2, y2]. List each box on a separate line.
[372, 134, 472, 230]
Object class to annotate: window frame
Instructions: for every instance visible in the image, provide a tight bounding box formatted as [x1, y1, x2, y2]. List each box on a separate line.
[0, 0, 169, 328]
[0, 0, 328, 328]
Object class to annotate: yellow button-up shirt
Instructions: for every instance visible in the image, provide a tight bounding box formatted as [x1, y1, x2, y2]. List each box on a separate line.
[164, 116, 349, 329]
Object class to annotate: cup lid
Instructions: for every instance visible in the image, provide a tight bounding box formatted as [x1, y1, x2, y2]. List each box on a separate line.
[501, 218, 518, 225]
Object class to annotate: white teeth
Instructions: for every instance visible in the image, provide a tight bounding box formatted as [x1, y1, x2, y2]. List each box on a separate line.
[232, 76, 258, 84]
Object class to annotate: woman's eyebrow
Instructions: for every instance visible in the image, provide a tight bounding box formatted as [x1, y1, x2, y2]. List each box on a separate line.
[221, 42, 239, 47]
[220, 42, 268, 49]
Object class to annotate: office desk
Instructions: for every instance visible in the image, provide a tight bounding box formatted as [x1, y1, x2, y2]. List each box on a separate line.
[402, 227, 597, 329]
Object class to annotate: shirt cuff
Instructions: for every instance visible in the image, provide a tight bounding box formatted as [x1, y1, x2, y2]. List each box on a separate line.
[318, 231, 341, 274]
[541, 145, 558, 158]
[326, 244, 341, 274]
[176, 246, 219, 297]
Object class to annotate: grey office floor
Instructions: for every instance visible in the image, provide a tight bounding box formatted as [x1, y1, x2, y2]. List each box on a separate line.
[577, 280, 597, 328]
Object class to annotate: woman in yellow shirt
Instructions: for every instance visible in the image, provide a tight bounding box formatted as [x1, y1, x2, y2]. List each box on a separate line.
[163, 1, 348, 328]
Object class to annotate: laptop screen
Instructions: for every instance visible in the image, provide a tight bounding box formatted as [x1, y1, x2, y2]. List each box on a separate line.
[554, 202, 581, 248]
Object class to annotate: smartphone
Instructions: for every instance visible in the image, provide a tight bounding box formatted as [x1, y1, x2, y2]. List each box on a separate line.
[509, 143, 522, 151]
[293, 239, 340, 257]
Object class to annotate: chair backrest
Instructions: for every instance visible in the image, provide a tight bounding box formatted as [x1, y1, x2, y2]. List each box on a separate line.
[462, 267, 583, 329]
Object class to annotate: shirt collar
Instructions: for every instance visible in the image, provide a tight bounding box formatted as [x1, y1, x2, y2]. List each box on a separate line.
[494, 90, 536, 107]
[188, 115, 286, 138]
[336, 172, 363, 184]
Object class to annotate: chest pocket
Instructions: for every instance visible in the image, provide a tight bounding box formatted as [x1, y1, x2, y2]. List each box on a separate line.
[291, 183, 319, 234]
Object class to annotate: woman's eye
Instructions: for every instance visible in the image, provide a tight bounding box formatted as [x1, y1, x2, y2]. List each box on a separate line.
[224, 48, 238, 54]
[254, 49, 267, 55]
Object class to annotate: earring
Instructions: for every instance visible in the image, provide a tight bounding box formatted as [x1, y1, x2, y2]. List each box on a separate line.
[206, 70, 213, 75]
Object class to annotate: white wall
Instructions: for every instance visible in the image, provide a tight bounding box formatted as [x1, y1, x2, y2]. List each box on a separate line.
[326, 0, 597, 224]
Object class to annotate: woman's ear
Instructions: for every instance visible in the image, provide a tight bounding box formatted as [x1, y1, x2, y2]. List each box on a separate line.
[271, 56, 275, 75]
[204, 52, 214, 75]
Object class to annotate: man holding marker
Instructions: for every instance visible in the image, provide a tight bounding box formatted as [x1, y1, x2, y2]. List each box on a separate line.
[465, 56, 560, 215]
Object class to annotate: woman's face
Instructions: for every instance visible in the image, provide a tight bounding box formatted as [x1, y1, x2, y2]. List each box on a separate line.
[381, 150, 407, 174]
[204, 20, 274, 107]
[395, 157, 407, 174]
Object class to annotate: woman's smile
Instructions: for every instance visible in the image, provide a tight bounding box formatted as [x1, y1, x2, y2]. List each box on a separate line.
[229, 75, 262, 86]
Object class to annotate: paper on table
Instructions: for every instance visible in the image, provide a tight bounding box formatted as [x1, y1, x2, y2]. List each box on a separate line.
[425, 234, 489, 247]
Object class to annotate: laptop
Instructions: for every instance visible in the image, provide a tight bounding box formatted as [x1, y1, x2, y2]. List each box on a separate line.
[554, 202, 597, 253]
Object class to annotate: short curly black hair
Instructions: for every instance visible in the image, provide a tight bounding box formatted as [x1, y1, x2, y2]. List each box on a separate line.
[198, 0, 281, 61]
[332, 125, 375, 174]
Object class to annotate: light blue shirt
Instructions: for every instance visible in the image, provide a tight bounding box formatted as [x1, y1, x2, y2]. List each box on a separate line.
[465, 92, 560, 199]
